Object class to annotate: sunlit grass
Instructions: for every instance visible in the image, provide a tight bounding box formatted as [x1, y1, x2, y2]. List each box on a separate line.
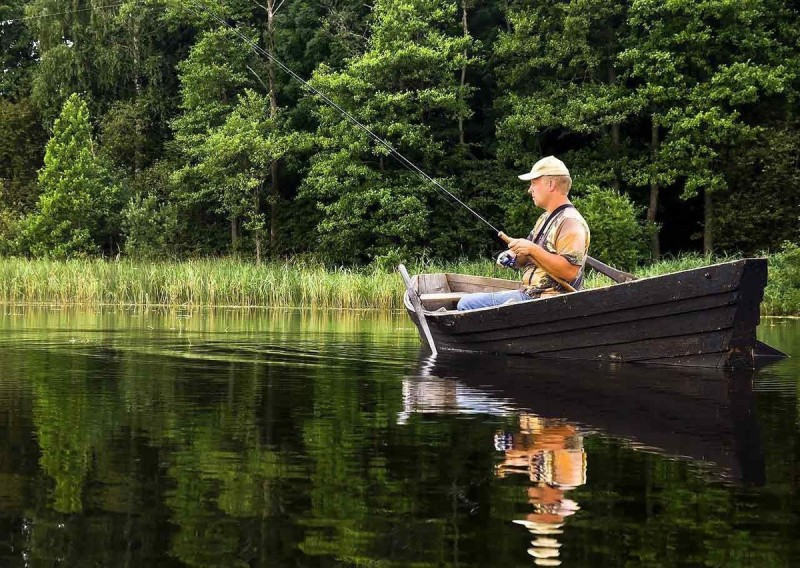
[0, 258, 401, 309]
[0, 251, 795, 315]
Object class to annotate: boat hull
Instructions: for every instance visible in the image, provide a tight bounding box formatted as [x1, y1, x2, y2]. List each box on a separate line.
[404, 259, 783, 369]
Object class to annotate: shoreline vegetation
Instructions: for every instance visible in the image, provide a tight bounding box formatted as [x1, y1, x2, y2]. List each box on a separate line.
[0, 246, 797, 316]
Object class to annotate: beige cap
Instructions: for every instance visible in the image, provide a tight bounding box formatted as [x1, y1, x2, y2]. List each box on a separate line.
[518, 156, 570, 181]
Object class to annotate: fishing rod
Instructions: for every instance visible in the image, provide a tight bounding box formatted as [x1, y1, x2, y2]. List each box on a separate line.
[183, 0, 502, 235]
[183, 0, 634, 286]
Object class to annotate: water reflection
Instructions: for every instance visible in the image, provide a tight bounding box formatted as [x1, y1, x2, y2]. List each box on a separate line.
[497, 415, 585, 567]
[401, 351, 778, 565]
[0, 309, 797, 566]
[410, 352, 767, 483]
[398, 369, 586, 564]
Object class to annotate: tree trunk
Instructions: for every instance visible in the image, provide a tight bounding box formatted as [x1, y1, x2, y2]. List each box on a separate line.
[266, 0, 279, 258]
[270, 161, 279, 258]
[459, 0, 469, 146]
[131, 14, 142, 96]
[704, 189, 713, 254]
[254, 184, 262, 264]
[231, 217, 239, 252]
[647, 117, 661, 260]
[608, 66, 620, 192]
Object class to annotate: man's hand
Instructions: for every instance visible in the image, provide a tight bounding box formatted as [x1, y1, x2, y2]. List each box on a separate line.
[505, 237, 580, 282]
[507, 238, 537, 258]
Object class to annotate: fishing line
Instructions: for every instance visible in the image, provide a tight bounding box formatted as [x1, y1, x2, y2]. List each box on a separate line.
[183, 0, 503, 235]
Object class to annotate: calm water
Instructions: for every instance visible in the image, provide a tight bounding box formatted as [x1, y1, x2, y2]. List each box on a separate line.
[0, 307, 798, 567]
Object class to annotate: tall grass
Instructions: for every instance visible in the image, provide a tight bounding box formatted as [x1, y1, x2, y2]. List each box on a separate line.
[0, 250, 796, 314]
[0, 258, 400, 309]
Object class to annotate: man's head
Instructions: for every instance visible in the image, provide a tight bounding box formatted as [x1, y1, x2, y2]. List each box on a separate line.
[518, 156, 572, 208]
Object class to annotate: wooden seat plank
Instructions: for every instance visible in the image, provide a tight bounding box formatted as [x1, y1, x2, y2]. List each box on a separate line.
[419, 292, 467, 311]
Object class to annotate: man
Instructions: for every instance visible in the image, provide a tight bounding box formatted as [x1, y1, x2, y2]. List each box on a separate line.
[457, 156, 590, 310]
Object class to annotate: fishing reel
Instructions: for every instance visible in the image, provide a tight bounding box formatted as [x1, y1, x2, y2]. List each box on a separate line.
[497, 251, 517, 268]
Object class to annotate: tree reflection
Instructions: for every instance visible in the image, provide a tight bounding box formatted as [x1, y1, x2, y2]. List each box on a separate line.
[32, 353, 119, 514]
[0, 309, 796, 566]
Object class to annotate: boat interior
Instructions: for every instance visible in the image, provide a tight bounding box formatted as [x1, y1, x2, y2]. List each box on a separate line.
[415, 272, 520, 311]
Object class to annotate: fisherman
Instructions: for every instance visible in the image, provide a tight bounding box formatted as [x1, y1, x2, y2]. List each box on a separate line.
[457, 156, 590, 310]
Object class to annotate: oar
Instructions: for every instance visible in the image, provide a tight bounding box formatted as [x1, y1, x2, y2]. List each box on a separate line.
[584, 256, 636, 283]
[398, 264, 438, 356]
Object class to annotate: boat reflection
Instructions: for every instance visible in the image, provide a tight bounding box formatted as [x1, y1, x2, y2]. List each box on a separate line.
[401, 351, 766, 565]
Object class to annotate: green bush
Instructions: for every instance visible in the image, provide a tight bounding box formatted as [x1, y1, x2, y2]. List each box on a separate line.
[121, 194, 179, 260]
[572, 185, 655, 270]
[763, 242, 800, 316]
[0, 209, 19, 256]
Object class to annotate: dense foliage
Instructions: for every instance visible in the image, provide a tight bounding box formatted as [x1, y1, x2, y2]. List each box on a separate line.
[1, 0, 798, 264]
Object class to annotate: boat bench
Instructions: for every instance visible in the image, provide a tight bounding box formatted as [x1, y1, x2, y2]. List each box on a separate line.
[419, 292, 467, 311]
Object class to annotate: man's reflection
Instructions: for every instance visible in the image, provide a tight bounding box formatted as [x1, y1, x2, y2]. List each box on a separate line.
[495, 414, 586, 566]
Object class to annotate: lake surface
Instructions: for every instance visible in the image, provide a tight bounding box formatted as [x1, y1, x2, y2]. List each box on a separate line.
[0, 307, 797, 567]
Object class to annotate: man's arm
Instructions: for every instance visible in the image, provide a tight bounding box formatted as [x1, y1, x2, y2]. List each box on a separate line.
[507, 240, 580, 281]
[506, 218, 587, 281]
[512, 252, 532, 268]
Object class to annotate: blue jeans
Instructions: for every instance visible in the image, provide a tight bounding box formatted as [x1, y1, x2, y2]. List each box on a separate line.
[457, 289, 531, 311]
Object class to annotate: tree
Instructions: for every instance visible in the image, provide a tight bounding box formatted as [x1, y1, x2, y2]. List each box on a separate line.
[302, 0, 477, 263]
[100, 99, 152, 179]
[171, 25, 254, 252]
[572, 185, 654, 270]
[714, 123, 800, 254]
[493, 0, 640, 184]
[621, 0, 796, 254]
[119, 160, 181, 259]
[0, 0, 37, 99]
[0, 98, 47, 254]
[194, 91, 310, 262]
[19, 93, 118, 258]
[0, 99, 47, 211]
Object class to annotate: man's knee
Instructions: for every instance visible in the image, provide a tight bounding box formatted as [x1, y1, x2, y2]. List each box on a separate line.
[457, 295, 473, 311]
[457, 292, 487, 311]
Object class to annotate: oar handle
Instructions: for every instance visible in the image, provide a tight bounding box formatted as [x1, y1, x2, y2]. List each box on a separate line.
[584, 256, 636, 283]
[496, 231, 576, 293]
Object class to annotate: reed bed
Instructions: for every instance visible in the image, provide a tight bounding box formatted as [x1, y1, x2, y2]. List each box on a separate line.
[0, 258, 400, 309]
[0, 251, 796, 315]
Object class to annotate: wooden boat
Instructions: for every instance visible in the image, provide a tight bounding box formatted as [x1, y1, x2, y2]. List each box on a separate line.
[401, 258, 787, 369]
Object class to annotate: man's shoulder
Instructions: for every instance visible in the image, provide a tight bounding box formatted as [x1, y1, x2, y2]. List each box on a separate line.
[529, 210, 550, 232]
[560, 207, 589, 230]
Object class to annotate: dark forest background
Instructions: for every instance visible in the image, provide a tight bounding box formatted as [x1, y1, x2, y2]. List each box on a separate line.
[1, 0, 798, 269]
